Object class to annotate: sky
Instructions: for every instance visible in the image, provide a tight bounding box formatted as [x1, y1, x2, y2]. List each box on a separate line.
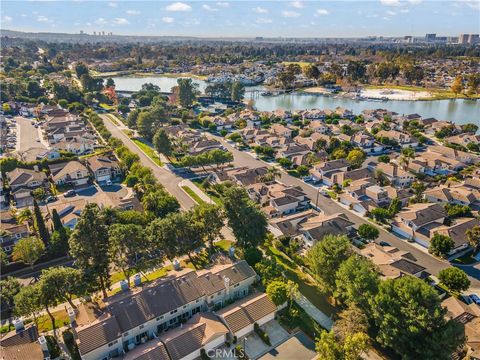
[1, 0, 479, 38]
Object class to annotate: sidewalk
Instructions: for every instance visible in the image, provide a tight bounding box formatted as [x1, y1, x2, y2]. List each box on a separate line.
[294, 293, 333, 330]
[179, 179, 215, 204]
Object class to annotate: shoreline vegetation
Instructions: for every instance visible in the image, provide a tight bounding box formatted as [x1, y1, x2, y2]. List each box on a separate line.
[100, 71, 478, 102]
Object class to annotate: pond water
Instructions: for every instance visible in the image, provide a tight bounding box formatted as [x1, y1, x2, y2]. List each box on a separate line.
[111, 76, 479, 125]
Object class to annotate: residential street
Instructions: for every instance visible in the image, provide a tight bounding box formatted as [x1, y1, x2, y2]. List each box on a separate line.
[210, 135, 480, 289]
[100, 114, 479, 290]
[100, 114, 196, 209]
[15, 116, 47, 153]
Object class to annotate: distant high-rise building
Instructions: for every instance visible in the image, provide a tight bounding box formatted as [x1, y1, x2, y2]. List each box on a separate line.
[459, 34, 469, 44]
[79, 30, 84, 34]
[93, 31, 97, 35]
[425, 33, 436, 42]
[101, 31, 105, 36]
[468, 34, 479, 44]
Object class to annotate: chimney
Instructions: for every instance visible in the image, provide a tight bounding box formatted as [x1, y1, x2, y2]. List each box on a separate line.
[67, 307, 76, 325]
[13, 318, 24, 332]
[38, 335, 49, 352]
[173, 259, 181, 271]
[224, 276, 231, 298]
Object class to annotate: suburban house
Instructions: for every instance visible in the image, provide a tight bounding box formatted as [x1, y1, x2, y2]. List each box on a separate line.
[432, 217, 480, 255]
[49, 161, 90, 187]
[270, 124, 293, 138]
[360, 243, 428, 279]
[294, 132, 330, 151]
[376, 129, 418, 148]
[275, 144, 310, 161]
[427, 146, 479, 165]
[86, 155, 121, 183]
[310, 159, 350, 185]
[0, 213, 29, 256]
[370, 162, 415, 187]
[217, 292, 278, 339]
[445, 133, 480, 148]
[299, 212, 355, 248]
[0, 324, 50, 360]
[268, 210, 317, 238]
[391, 203, 447, 248]
[189, 139, 224, 156]
[6, 168, 47, 191]
[247, 182, 310, 218]
[424, 184, 480, 208]
[51, 136, 96, 155]
[73, 261, 259, 360]
[441, 297, 480, 360]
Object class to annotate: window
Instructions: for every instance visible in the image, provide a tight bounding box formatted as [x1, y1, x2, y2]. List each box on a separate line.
[139, 325, 144, 330]
[123, 332, 129, 337]
[210, 295, 214, 299]
[156, 316, 164, 321]
[169, 318, 177, 325]
[170, 309, 177, 315]
[183, 305, 187, 309]
[217, 291, 222, 295]
[234, 283, 240, 288]
[196, 299, 200, 303]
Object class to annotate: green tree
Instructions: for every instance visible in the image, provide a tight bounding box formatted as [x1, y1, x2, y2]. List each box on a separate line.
[40, 267, 84, 309]
[411, 181, 426, 203]
[316, 330, 369, 360]
[333, 305, 369, 344]
[137, 110, 156, 141]
[307, 235, 352, 295]
[153, 128, 172, 161]
[109, 223, 145, 286]
[69, 203, 110, 298]
[429, 233, 455, 258]
[192, 203, 225, 251]
[177, 78, 198, 108]
[33, 199, 50, 246]
[254, 258, 283, 286]
[0, 248, 7, 266]
[231, 81, 245, 101]
[377, 154, 390, 163]
[0, 277, 22, 314]
[466, 225, 480, 252]
[357, 224, 379, 241]
[304, 64, 320, 80]
[14, 284, 42, 328]
[371, 276, 464, 359]
[142, 187, 180, 219]
[223, 186, 268, 248]
[335, 255, 379, 312]
[438, 267, 470, 293]
[12, 236, 45, 268]
[75, 62, 89, 78]
[127, 109, 140, 128]
[266, 280, 289, 306]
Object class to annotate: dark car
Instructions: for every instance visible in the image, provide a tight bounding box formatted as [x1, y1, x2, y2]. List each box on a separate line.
[379, 241, 391, 247]
[64, 190, 76, 197]
[470, 294, 480, 305]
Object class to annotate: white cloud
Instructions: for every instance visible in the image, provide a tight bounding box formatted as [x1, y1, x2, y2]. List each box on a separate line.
[37, 15, 52, 23]
[253, 6, 268, 14]
[162, 16, 175, 23]
[108, 2, 117, 7]
[202, 4, 217, 11]
[408, 0, 423, 4]
[256, 17, 272, 24]
[3, 15, 12, 23]
[216, 2, 230, 7]
[282, 10, 300, 18]
[316, 9, 329, 15]
[291, 0, 304, 9]
[386, 10, 396, 15]
[112, 17, 129, 25]
[380, 0, 401, 6]
[95, 17, 108, 25]
[166, 2, 191, 11]
[126, 10, 141, 15]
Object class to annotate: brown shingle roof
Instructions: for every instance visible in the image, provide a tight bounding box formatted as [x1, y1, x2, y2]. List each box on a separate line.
[76, 316, 122, 355]
[217, 293, 277, 334]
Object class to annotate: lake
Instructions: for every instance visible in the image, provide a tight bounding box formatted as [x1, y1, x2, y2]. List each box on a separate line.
[111, 76, 480, 125]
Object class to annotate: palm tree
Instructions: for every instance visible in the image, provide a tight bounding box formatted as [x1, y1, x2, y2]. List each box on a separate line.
[399, 146, 415, 170]
[258, 166, 282, 183]
[16, 208, 33, 225]
[306, 152, 320, 165]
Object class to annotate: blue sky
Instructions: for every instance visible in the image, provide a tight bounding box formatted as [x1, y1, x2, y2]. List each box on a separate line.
[1, 1, 479, 37]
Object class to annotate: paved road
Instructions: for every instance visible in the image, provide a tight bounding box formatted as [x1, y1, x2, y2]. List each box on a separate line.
[101, 114, 196, 210]
[211, 135, 480, 288]
[15, 116, 47, 153]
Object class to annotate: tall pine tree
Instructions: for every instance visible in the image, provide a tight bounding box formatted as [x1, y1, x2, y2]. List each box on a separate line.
[33, 199, 50, 246]
[68, 203, 110, 298]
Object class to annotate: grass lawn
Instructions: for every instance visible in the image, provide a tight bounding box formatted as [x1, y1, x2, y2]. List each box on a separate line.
[131, 138, 163, 166]
[107, 265, 172, 296]
[214, 239, 235, 252]
[36, 309, 70, 333]
[105, 113, 120, 125]
[181, 185, 206, 204]
[278, 303, 324, 339]
[282, 61, 312, 70]
[267, 245, 336, 317]
[191, 179, 223, 205]
[100, 103, 116, 111]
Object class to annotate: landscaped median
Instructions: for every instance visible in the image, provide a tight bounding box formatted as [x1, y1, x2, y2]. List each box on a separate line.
[131, 138, 163, 166]
[179, 179, 214, 205]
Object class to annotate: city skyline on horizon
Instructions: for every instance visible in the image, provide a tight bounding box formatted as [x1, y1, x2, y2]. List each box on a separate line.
[1, 0, 479, 38]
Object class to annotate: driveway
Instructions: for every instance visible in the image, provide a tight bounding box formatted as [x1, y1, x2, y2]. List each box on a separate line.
[210, 134, 480, 287]
[259, 332, 316, 360]
[242, 320, 290, 360]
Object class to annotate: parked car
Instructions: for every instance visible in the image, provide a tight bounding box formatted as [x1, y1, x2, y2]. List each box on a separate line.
[64, 190, 76, 197]
[470, 294, 480, 305]
[46, 196, 57, 203]
[379, 241, 391, 247]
